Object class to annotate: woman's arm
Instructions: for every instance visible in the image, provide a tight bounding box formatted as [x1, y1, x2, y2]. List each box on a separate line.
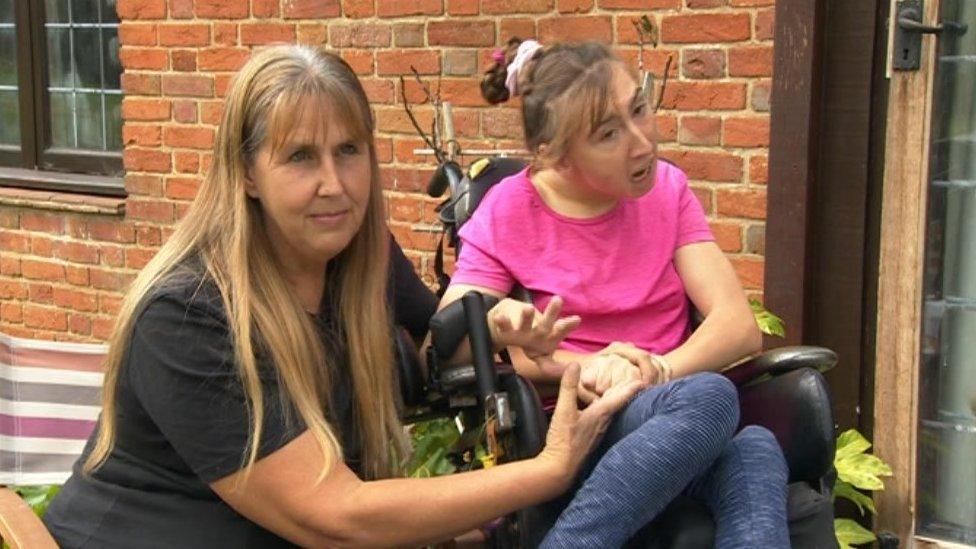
[211, 364, 641, 548]
[666, 241, 763, 378]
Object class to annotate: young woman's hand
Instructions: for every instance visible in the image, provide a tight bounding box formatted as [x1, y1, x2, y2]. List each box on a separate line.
[598, 341, 663, 386]
[537, 363, 642, 484]
[577, 353, 642, 404]
[487, 296, 581, 358]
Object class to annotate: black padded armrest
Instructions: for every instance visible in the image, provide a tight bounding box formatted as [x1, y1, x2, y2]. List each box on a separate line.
[429, 294, 500, 361]
[738, 367, 835, 483]
[722, 346, 838, 387]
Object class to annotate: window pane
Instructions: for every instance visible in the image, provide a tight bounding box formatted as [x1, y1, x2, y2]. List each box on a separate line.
[71, 0, 101, 23]
[104, 92, 121, 150]
[916, 0, 976, 545]
[73, 28, 101, 89]
[46, 27, 73, 89]
[49, 91, 74, 148]
[102, 27, 120, 89]
[0, 24, 15, 86]
[0, 0, 13, 23]
[75, 91, 102, 149]
[101, 0, 118, 23]
[0, 89, 19, 145]
[44, 0, 69, 23]
[45, 0, 121, 153]
[0, 9, 17, 147]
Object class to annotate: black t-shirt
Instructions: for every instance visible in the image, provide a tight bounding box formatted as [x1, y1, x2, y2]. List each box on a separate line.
[43, 239, 436, 548]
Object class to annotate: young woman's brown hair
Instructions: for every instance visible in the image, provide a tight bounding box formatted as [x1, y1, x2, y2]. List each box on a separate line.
[482, 39, 639, 166]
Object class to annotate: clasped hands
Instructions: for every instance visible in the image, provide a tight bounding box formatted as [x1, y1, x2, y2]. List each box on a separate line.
[487, 297, 667, 404]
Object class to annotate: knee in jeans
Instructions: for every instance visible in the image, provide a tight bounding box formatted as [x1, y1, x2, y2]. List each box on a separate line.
[683, 372, 740, 428]
[735, 425, 787, 478]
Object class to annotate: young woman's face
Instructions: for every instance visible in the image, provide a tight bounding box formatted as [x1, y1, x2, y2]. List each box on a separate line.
[560, 65, 658, 201]
[245, 98, 372, 271]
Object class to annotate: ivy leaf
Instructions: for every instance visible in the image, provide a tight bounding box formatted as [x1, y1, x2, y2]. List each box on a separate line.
[832, 480, 876, 516]
[835, 518, 876, 548]
[835, 429, 872, 461]
[406, 418, 461, 478]
[749, 299, 786, 338]
[836, 453, 893, 491]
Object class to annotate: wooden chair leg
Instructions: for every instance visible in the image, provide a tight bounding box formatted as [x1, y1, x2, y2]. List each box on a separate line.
[0, 487, 58, 549]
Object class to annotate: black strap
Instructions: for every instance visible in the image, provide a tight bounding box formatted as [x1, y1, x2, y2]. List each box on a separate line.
[434, 231, 451, 298]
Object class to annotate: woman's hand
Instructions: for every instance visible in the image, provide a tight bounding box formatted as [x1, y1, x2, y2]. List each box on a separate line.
[488, 296, 581, 358]
[597, 342, 663, 387]
[577, 353, 643, 404]
[537, 363, 642, 483]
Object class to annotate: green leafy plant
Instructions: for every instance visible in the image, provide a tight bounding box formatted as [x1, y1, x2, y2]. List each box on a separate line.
[9, 485, 60, 517]
[750, 298, 786, 338]
[2, 485, 61, 549]
[832, 429, 893, 548]
[406, 418, 461, 478]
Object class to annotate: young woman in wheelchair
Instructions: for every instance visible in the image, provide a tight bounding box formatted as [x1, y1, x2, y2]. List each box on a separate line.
[41, 45, 646, 548]
[434, 39, 791, 546]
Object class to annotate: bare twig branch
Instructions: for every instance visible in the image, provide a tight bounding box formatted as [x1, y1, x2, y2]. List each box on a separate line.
[398, 74, 443, 162]
[655, 55, 673, 112]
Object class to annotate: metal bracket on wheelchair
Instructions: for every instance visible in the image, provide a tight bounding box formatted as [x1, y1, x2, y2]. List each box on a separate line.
[486, 392, 515, 433]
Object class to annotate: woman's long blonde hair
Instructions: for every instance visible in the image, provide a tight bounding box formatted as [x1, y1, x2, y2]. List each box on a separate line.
[85, 46, 407, 480]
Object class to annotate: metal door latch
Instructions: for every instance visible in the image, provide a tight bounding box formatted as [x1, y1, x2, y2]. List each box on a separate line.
[893, 0, 968, 71]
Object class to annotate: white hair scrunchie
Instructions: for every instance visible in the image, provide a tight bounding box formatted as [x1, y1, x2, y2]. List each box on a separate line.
[505, 39, 543, 98]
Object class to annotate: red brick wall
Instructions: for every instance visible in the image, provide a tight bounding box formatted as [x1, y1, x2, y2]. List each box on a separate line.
[0, 0, 773, 342]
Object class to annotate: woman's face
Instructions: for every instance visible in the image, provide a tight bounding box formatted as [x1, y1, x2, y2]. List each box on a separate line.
[559, 65, 658, 202]
[244, 97, 372, 272]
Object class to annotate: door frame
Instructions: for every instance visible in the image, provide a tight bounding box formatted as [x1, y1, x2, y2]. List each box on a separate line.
[765, 1, 889, 435]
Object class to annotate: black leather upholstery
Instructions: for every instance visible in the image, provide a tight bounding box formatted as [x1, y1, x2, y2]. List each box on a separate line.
[737, 367, 835, 484]
[499, 372, 548, 460]
[722, 345, 838, 386]
[428, 293, 500, 362]
[438, 362, 514, 393]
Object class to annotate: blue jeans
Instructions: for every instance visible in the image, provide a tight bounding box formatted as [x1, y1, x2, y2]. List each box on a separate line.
[541, 372, 789, 548]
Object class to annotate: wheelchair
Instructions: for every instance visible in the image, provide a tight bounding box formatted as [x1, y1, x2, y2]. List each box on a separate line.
[397, 156, 840, 548]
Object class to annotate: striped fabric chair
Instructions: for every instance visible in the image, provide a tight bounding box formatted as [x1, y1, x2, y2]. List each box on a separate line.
[0, 332, 105, 548]
[0, 333, 105, 486]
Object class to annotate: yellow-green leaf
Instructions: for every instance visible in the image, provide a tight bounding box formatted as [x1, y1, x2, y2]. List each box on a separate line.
[836, 453, 893, 490]
[749, 299, 786, 338]
[835, 429, 872, 461]
[833, 480, 876, 516]
[835, 518, 876, 548]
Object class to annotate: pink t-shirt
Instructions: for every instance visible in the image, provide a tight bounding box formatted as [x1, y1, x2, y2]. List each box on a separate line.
[451, 161, 714, 355]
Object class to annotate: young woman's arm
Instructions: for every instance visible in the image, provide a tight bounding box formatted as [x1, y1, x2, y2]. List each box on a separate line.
[426, 283, 579, 367]
[666, 240, 763, 377]
[211, 365, 641, 548]
[427, 284, 644, 399]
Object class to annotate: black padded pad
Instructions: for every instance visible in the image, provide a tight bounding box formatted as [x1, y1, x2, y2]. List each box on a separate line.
[428, 294, 500, 361]
[437, 362, 514, 393]
[499, 372, 548, 460]
[723, 345, 838, 386]
[738, 368, 835, 484]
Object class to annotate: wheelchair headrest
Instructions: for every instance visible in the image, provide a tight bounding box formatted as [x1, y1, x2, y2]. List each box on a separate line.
[443, 157, 528, 231]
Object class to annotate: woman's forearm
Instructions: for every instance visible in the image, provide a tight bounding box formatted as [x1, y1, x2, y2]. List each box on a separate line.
[321, 456, 567, 548]
[664, 306, 761, 378]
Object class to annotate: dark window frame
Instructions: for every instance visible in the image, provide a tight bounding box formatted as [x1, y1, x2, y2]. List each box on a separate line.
[1, 0, 124, 197]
